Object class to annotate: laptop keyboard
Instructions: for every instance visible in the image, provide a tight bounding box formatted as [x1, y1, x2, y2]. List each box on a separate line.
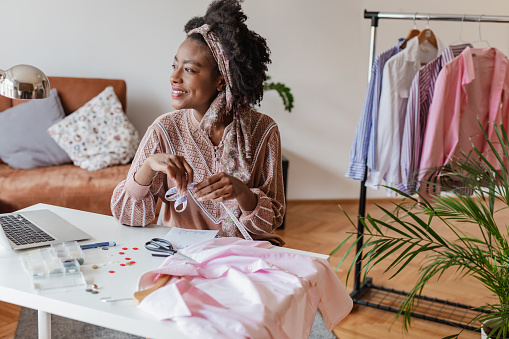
[0, 214, 55, 246]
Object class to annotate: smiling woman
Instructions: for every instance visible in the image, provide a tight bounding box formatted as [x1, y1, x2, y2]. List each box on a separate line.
[170, 39, 223, 116]
[110, 0, 286, 246]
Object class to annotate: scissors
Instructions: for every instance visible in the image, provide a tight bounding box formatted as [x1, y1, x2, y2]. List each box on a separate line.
[145, 238, 198, 263]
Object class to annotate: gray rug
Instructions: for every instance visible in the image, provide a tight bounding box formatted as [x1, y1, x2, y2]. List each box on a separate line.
[15, 307, 337, 339]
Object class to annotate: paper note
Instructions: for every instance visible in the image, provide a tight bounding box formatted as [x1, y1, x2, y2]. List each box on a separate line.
[163, 228, 218, 249]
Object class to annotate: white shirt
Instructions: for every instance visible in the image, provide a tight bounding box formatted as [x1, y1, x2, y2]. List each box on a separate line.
[366, 36, 444, 193]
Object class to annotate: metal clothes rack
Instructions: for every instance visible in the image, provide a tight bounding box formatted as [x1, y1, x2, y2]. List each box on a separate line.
[352, 10, 509, 332]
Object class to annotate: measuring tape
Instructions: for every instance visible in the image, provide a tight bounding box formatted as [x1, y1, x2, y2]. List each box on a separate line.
[165, 184, 253, 241]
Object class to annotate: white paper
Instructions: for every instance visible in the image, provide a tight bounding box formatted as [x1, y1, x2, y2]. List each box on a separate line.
[163, 228, 218, 249]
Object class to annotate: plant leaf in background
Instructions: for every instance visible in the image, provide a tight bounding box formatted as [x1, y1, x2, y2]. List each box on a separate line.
[333, 121, 509, 339]
[263, 76, 294, 113]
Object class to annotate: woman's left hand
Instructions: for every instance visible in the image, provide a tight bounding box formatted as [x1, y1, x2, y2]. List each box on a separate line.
[193, 172, 257, 212]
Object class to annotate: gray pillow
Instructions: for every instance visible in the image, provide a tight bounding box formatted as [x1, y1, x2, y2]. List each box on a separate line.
[0, 89, 71, 169]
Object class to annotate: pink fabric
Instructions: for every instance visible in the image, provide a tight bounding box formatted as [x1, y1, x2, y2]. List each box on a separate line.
[136, 238, 352, 339]
[419, 47, 509, 180]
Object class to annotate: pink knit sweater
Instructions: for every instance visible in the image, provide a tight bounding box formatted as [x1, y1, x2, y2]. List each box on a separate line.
[111, 109, 285, 245]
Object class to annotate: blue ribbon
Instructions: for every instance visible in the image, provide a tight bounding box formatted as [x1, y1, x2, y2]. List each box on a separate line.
[164, 182, 252, 240]
[165, 183, 195, 213]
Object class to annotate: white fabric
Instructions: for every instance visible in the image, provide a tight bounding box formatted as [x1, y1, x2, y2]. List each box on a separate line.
[48, 86, 139, 171]
[366, 36, 444, 193]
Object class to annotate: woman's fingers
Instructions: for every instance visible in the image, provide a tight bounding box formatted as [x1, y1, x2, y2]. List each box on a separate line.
[192, 172, 255, 211]
[165, 164, 181, 188]
[197, 186, 233, 202]
[150, 154, 194, 193]
[193, 174, 219, 193]
[194, 173, 236, 202]
[177, 165, 188, 193]
[182, 161, 194, 187]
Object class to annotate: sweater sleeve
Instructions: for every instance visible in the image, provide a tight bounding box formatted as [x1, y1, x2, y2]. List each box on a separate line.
[110, 126, 167, 226]
[239, 127, 285, 235]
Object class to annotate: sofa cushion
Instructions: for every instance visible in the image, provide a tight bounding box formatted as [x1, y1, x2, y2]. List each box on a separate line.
[44, 77, 127, 115]
[47, 86, 139, 171]
[0, 89, 72, 169]
[0, 163, 130, 215]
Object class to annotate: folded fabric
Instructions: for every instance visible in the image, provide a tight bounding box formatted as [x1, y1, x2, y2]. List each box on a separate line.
[0, 89, 71, 169]
[137, 237, 353, 339]
[47, 86, 139, 171]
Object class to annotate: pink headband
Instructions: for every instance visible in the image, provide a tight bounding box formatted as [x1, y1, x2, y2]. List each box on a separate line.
[186, 23, 254, 235]
[186, 24, 253, 188]
[187, 24, 233, 111]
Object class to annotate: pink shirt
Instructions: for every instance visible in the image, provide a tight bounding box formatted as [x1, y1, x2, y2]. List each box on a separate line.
[136, 237, 353, 339]
[419, 47, 509, 180]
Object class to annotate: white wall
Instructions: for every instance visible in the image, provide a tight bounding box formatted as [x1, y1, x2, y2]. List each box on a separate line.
[3, 0, 509, 200]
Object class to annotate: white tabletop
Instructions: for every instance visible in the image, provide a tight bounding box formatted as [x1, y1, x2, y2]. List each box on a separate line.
[0, 203, 328, 338]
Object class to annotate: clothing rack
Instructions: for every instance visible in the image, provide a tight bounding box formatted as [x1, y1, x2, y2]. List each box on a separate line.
[352, 10, 509, 332]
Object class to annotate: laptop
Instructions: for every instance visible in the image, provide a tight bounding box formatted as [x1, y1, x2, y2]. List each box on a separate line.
[0, 209, 91, 250]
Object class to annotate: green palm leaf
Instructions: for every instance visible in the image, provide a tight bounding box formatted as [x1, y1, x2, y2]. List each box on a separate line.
[335, 121, 509, 338]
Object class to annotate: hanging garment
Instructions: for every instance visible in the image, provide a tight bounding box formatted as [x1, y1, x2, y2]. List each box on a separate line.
[136, 237, 353, 339]
[419, 47, 509, 184]
[346, 38, 404, 180]
[400, 44, 472, 194]
[366, 36, 445, 192]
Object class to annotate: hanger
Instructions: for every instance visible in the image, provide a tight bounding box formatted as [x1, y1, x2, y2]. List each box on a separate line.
[450, 14, 468, 45]
[400, 13, 420, 49]
[472, 14, 491, 48]
[418, 14, 438, 48]
[133, 274, 171, 305]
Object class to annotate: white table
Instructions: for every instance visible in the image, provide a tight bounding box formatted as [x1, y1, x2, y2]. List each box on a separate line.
[0, 203, 328, 339]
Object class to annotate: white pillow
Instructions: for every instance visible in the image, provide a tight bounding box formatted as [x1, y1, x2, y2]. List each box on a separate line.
[47, 86, 139, 171]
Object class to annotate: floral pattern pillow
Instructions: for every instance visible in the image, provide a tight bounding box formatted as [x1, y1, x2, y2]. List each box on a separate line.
[47, 86, 139, 171]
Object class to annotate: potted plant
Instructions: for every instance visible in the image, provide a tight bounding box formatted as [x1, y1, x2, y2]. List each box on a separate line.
[334, 123, 509, 339]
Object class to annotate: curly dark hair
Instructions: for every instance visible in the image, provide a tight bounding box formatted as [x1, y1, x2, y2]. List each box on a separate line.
[184, 0, 271, 108]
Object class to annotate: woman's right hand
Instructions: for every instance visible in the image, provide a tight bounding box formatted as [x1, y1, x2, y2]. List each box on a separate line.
[134, 153, 194, 194]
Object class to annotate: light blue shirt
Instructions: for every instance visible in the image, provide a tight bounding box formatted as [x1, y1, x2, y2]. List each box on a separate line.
[346, 39, 404, 181]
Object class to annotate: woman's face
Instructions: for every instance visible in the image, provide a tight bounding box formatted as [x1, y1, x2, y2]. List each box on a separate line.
[170, 38, 223, 116]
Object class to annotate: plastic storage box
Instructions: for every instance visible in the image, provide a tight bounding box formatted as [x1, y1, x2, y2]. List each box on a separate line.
[20, 241, 86, 290]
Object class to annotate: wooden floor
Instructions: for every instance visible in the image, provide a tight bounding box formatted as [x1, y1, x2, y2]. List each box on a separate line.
[0, 199, 492, 338]
[275, 199, 489, 339]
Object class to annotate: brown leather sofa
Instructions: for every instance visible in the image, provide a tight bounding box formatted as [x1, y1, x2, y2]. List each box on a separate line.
[0, 77, 132, 215]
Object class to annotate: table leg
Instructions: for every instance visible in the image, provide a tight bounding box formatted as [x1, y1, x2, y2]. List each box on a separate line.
[38, 310, 51, 339]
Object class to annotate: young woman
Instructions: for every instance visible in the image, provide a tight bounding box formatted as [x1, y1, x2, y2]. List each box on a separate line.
[111, 0, 285, 245]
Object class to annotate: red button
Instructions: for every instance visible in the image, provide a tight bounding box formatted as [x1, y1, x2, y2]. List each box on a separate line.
[125, 257, 131, 260]
[120, 264, 126, 267]
[119, 252, 125, 255]
[109, 270, 115, 273]
[133, 248, 139, 250]
[122, 248, 128, 250]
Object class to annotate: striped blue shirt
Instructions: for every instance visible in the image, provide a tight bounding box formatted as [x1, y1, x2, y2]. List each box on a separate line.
[399, 44, 471, 194]
[346, 39, 404, 180]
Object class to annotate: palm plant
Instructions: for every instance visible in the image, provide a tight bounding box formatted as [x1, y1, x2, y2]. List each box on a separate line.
[334, 122, 509, 339]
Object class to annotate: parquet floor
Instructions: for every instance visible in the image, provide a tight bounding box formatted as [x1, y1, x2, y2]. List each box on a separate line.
[0, 199, 495, 338]
[0, 302, 20, 339]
